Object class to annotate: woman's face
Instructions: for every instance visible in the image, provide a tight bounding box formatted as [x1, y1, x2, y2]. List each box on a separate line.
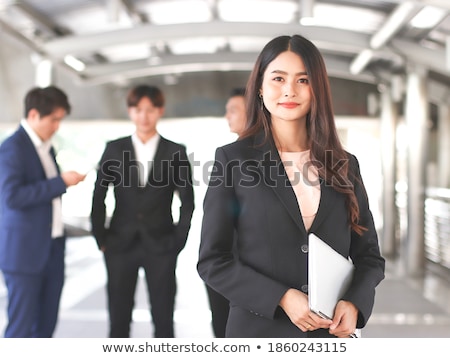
[260, 50, 312, 124]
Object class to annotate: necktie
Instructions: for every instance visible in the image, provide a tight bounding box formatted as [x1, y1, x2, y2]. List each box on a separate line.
[40, 144, 64, 238]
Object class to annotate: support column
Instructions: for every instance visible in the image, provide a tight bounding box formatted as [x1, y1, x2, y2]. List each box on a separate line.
[379, 87, 398, 258]
[32, 54, 53, 87]
[404, 65, 429, 278]
[437, 104, 450, 188]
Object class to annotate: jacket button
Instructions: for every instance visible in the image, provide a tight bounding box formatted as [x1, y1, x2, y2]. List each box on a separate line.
[301, 284, 308, 293]
[301, 244, 308, 253]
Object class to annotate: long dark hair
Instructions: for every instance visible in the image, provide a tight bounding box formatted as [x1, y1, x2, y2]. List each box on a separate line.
[241, 34, 366, 235]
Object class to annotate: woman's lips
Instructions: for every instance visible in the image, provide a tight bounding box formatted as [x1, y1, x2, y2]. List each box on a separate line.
[279, 102, 299, 109]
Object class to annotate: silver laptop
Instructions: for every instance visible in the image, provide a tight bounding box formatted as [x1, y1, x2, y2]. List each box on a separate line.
[308, 233, 355, 320]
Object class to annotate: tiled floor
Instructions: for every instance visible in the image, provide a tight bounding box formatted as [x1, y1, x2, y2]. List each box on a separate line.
[363, 260, 450, 338]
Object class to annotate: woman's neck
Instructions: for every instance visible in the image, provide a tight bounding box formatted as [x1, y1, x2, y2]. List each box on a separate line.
[271, 119, 308, 152]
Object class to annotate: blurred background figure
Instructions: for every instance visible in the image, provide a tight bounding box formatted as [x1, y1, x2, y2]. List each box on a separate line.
[205, 284, 229, 338]
[0, 86, 86, 337]
[225, 87, 247, 137]
[204, 87, 248, 338]
[90, 84, 195, 338]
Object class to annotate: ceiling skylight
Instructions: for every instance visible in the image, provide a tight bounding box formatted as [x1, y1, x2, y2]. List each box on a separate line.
[143, 0, 212, 25]
[100, 43, 151, 63]
[410, 6, 448, 29]
[218, 0, 297, 23]
[168, 37, 228, 55]
[313, 3, 385, 33]
[228, 37, 272, 52]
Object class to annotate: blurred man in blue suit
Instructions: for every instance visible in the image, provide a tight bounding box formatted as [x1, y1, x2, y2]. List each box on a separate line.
[0, 86, 86, 337]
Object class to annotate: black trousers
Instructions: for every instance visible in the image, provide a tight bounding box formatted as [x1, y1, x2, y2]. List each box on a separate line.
[104, 238, 178, 338]
[206, 284, 229, 338]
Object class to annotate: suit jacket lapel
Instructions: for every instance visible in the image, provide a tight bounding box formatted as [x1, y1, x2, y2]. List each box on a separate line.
[309, 179, 341, 232]
[253, 132, 306, 234]
[18, 126, 46, 178]
[251, 132, 342, 235]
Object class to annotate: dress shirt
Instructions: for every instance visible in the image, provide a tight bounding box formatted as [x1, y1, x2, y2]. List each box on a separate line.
[279, 150, 321, 231]
[131, 132, 160, 186]
[21, 119, 64, 238]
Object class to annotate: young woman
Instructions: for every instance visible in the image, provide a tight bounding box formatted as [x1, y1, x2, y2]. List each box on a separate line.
[198, 34, 385, 338]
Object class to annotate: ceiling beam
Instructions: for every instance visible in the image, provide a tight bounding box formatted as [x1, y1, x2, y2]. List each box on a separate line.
[13, 1, 70, 36]
[75, 52, 376, 86]
[391, 38, 449, 75]
[0, 18, 84, 81]
[0, 17, 45, 55]
[370, 1, 419, 50]
[350, 1, 420, 75]
[107, 0, 146, 24]
[42, 21, 371, 57]
[421, 0, 450, 10]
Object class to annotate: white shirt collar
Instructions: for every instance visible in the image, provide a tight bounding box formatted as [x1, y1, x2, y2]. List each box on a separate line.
[21, 118, 52, 151]
[131, 132, 160, 149]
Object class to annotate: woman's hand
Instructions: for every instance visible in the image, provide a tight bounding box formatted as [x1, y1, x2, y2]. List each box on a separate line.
[328, 300, 358, 337]
[279, 288, 333, 332]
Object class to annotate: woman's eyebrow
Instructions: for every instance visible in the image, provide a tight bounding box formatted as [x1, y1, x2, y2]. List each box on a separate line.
[270, 69, 308, 75]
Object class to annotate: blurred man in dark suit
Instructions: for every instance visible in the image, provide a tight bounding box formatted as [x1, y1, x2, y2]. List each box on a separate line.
[91, 84, 194, 338]
[205, 87, 248, 337]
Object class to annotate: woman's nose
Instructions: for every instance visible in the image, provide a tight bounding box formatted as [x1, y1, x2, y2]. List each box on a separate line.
[283, 82, 296, 97]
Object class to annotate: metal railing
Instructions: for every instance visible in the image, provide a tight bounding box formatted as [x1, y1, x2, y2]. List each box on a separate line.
[425, 187, 450, 270]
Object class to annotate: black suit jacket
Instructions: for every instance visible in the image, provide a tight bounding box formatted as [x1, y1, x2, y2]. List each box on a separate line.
[91, 135, 194, 254]
[198, 132, 385, 337]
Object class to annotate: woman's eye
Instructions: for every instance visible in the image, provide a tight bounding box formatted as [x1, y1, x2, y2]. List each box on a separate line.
[298, 78, 309, 84]
[273, 76, 284, 82]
